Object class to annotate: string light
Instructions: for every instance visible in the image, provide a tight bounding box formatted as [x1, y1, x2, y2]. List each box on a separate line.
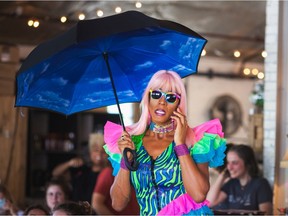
[115, 7, 122, 13]
[252, 68, 259, 75]
[60, 16, 67, 23]
[201, 49, 206, 56]
[27, 20, 34, 26]
[27, 19, 40, 28]
[33, 20, 39, 27]
[234, 50, 241, 58]
[261, 50, 267, 58]
[257, 72, 265, 79]
[243, 68, 250, 75]
[97, 10, 104, 17]
[78, 13, 85, 20]
[243, 67, 264, 79]
[135, 1, 142, 8]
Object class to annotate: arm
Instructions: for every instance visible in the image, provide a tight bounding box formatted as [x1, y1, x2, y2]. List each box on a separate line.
[179, 156, 210, 202]
[110, 164, 132, 211]
[3, 199, 19, 216]
[92, 193, 114, 215]
[257, 178, 273, 215]
[110, 131, 133, 211]
[206, 170, 229, 207]
[92, 167, 116, 215]
[259, 202, 272, 215]
[52, 157, 84, 177]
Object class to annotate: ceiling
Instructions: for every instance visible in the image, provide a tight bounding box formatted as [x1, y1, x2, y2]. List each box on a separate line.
[0, 1, 266, 63]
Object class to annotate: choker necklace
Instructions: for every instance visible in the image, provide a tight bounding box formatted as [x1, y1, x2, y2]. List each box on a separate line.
[149, 121, 174, 134]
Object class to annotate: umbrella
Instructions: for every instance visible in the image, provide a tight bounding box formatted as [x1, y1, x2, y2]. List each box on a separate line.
[15, 10, 207, 170]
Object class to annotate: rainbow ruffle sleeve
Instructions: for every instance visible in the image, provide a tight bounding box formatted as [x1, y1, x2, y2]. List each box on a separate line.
[103, 121, 125, 176]
[103, 119, 227, 176]
[191, 118, 226, 167]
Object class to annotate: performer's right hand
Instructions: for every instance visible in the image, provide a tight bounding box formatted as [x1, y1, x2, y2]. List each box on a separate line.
[118, 131, 134, 161]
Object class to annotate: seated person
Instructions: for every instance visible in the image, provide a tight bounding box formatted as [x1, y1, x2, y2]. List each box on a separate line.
[24, 204, 49, 216]
[207, 144, 273, 215]
[45, 178, 71, 213]
[52, 201, 93, 215]
[52, 132, 107, 203]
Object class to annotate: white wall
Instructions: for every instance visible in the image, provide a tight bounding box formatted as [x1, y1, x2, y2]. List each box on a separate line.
[186, 56, 262, 144]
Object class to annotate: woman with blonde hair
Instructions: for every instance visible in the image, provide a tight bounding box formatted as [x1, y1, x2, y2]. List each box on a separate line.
[104, 70, 226, 215]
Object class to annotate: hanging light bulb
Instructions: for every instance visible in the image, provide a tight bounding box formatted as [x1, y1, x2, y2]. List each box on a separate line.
[234, 50, 241, 58]
[261, 50, 267, 58]
[115, 7, 122, 13]
[201, 49, 206, 56]
[27, 20, 34, 26]
[252, 68, 259, 75]
[135, 2, 142, 8]
[257, 72, 265, 79]
[78, 13, 85, 20]
[60, 16, 67, 23]
[97, 10, 104, 17]
[33, 20, 40, 28]
[243, 68, 251, 75]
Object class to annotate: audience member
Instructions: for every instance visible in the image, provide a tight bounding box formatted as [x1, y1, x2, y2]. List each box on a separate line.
[52, 201, 93, 215]
[45, 178, 71, 213]
[0, 184, 20, 216]
[52, 132, 107, 203]
[207, 144, 273, 215]
[91, 165, 139, 215]
[23, 204, 49, 215]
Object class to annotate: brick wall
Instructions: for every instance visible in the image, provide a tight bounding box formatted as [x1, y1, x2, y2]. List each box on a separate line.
[264, 0, 278, 183]
[264, 0, 288, 211]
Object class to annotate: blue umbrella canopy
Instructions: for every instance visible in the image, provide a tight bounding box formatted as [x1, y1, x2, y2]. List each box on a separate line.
[16, 10, 207, 171]
[15, 10, 207, 116]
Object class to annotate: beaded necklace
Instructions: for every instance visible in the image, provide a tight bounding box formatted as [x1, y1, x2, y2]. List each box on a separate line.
[149, 121, 174, 134]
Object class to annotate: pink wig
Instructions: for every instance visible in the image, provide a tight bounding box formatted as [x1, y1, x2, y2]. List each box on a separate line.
[126, 70, 195, 146]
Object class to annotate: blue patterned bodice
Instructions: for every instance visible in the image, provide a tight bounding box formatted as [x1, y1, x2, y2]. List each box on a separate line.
[131, 138, 185, 215]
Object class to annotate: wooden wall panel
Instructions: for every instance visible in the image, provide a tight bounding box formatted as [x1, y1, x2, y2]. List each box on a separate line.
[0, 44, 19, 96]
[0, 96, 28, 207]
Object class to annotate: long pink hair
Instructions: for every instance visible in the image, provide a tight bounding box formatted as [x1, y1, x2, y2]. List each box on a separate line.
[126, 70, 195, 146]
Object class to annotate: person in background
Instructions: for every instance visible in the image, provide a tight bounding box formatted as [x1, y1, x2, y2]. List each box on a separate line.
[104, 70, 226, 215]
[0, 184, 20, 216]
[23, 204, 49, 216]
[207, 144, 273, 215]
[91, 165, 139, 215]
[52, 201, 93, 216]
[52, 132, 108, 203]
[45, 178, 71, 213]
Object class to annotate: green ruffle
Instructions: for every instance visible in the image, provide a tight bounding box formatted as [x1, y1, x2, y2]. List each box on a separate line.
[190, 133, 226, 167]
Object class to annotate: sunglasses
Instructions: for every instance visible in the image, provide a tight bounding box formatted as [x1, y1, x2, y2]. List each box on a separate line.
[150, 89, 181, 104]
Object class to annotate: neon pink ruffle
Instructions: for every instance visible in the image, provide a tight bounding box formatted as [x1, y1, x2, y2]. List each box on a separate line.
[193, 118, 224, 142]
[104, 121, 123, 154]
[157, 193, 210, 215]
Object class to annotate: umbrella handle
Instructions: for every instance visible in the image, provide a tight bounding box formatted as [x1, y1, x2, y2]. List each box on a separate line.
[123, 148, 139, 171]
